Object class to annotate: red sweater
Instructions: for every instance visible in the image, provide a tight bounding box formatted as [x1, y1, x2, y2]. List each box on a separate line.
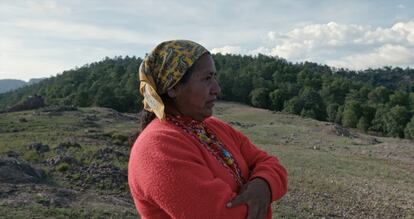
[128, 116, 288, 219]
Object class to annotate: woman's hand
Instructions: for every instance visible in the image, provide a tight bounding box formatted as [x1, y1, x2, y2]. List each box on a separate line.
[226, 178, 271, 219]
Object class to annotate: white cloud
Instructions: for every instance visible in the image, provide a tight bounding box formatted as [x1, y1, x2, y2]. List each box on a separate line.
[214, 21, 414, 69]
[327, 44, 414, 69]
[265, 22, 368, 59]
[249, 47, 271, 55]
[392, 21, 414, 43]
[211, 46, 245, 55]
[354, 21, 414, 44]
[2, 1, 414, 80]
[267, 31, 277, 41]
[211, 45, 275, 57]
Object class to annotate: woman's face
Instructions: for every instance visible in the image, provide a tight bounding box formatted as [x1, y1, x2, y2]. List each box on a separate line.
[169, 53, 221, 121]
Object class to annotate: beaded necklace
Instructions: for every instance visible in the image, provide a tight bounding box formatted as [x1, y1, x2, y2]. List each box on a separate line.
[166, 114, 245, 186]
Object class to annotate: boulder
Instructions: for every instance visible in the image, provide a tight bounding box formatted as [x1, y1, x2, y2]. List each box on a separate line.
[0, 156, 46, 183]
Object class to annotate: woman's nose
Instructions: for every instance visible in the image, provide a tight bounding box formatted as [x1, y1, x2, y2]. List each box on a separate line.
[211, 78, 221, 96]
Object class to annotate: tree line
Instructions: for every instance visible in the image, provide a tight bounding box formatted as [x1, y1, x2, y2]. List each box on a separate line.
[0, 54, 413, 139]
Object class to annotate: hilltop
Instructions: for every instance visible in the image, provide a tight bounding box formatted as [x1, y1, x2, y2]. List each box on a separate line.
[0, 101, 412, 218]
[0, 55, 413, 140]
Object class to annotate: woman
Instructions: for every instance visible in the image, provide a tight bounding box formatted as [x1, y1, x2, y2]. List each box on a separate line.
[128, 40, 288, 219]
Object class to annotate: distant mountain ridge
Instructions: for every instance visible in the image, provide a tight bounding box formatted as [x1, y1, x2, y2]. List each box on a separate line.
[0, 79, 26, 93]
[0, 78, 46, 94]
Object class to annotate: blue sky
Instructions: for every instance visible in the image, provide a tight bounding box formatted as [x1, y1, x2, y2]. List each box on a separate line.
[1, 0, 413, 81]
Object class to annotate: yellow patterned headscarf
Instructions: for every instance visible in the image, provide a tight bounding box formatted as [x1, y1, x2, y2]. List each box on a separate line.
[139, 40, 209, 121]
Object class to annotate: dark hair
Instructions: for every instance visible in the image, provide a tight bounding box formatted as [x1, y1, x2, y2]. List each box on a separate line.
[140, 57, 201, 130]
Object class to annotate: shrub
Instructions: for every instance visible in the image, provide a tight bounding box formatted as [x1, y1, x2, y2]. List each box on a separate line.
[56, 163, 69, 172]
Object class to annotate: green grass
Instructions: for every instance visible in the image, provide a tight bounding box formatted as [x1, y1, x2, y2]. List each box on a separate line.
[0, 107, 137, 218]
[1, 102, 413, 218]
[215, 101, 414, 218]
[0, 204, 137, 219]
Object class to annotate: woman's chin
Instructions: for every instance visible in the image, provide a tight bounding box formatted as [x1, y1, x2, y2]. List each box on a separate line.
[205, 110, 214, 118]
[198, 109, 213, 120]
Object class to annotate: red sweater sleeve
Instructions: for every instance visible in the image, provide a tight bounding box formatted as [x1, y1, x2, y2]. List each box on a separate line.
[128, 129, 248, 219]
[208, 117, 288, 202]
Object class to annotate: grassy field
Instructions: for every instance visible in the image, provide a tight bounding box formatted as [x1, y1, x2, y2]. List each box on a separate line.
[215, 101, 414, 218]
[0, 101, 413, 218]
[0, 107, 139, 218]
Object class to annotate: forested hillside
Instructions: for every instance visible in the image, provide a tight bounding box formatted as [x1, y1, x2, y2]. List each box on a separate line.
[0, 56, 141, 113]
[0, 54, 413, 139]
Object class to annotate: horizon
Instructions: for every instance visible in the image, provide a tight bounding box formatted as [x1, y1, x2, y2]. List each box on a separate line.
[1, 0, 414, 81]
[2, 53, 414, 83]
